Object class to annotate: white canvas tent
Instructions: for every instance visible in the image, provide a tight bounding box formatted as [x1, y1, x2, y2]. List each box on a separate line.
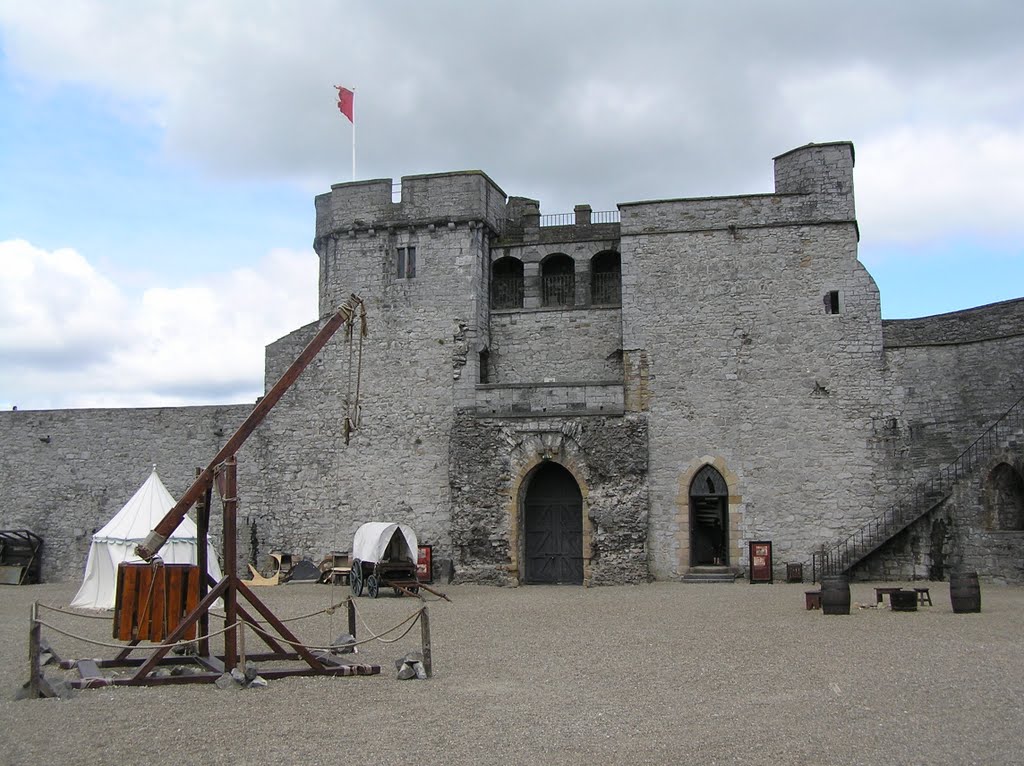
[71, 468, 223, 610]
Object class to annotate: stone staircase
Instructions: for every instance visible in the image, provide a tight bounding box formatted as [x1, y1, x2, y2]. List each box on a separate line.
[681, 565, 737, 583]
[812, 394, 1024, 580]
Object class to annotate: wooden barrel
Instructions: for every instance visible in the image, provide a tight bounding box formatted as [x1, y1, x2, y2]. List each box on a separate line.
[890, 589, 918, 612]
[821, 575, 851, 615]
[949, 571, 981, 613]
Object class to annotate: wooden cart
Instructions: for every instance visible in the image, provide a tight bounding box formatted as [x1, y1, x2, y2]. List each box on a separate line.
[349, 522, 420, 598]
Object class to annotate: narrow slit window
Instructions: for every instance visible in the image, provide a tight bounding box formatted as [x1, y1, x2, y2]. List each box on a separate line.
[824, 290, 840, 314]
[479, 350, 490, 384]
[396, 246, 417, 279]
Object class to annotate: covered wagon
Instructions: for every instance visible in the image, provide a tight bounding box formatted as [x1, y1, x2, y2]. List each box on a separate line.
[350, 522, 419, 598]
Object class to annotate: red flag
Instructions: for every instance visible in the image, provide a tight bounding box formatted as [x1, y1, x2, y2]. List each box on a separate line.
[335, 85, 354, 122]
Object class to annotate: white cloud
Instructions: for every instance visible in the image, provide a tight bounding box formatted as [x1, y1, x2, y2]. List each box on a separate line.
[0, 240, 317, 410]
[857, 124, 1024, 245]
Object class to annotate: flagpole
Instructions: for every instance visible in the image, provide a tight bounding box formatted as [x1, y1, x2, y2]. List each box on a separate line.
[351, 87, 356, 181]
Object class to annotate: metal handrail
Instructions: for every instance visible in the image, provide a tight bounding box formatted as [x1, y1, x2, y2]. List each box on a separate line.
[540, 213, 574, 227]
[539, 211, 621, 227]
[812, 392, 1024, 580]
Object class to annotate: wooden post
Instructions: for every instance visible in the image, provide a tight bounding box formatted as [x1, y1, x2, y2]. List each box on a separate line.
[222, 456, 238, 671]
[419, 606, 432, 678]
[195, 467, 211, 657]
[347, 597, 356, 640]
[29, 601, 40, 698]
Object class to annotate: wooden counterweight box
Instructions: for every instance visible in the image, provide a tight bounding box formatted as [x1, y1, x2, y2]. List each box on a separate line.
[113, 562, 201, 641]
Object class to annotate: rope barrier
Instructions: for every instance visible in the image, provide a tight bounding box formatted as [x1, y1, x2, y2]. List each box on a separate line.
[37, 604, 113, 620]
[244, 606, 423, 651]
[32, 604, 423, 654]
[208, 599, 348, 624]
[350, 599, 426, 645]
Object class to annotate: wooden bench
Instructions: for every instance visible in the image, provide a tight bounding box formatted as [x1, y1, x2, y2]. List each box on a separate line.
[805, 590, 822, 610]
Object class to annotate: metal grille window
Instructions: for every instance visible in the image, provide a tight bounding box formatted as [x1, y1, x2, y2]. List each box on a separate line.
[591, 251, 622, 305]
[491, 256, 524, 309]
[591, 271, 621, 305]
[542, 274, 575, 306]
[396, 246, 417, 279]
[541, 254, 575, 307]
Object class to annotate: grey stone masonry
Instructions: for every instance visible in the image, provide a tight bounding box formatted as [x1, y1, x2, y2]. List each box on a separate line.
[0, 404, 252, 581]
[2, 140, 1023, 586]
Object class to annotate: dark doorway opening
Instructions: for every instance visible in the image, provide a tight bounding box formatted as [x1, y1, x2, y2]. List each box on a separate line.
[689, 465, 729, 566]
[523, 462, 583, 584]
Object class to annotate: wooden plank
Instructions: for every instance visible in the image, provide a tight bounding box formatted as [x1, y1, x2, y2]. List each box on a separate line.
[195, 656, 225, 673]
[183, 565, 199, 640]
[129, 578, 228, 683]
[115, 564, 137, 640]
[0, 565, 25, 585]
[29, 602, 40, 698]
[77, 659, 103, 681]
[151, 563, 166, 641]
[420, 607, 432, 678]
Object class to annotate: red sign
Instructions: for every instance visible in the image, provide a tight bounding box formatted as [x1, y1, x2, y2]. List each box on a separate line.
[417, 545, 433, 583]
[748, 540, 773, 583]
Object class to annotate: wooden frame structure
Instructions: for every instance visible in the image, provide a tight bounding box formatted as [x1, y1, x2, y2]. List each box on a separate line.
[33, 295, 405, 688]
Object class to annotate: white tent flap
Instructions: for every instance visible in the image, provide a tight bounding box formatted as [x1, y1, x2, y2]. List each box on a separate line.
[71, 469, 223, 610]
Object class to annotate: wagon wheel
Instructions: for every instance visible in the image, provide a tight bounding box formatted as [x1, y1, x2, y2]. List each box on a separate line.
[350, 560, 363, 597]
[392, 586, 403, 597]
[366, 574, 380, 599]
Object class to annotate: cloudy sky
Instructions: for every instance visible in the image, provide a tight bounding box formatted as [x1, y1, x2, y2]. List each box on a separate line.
[1, 1, 1022, 410]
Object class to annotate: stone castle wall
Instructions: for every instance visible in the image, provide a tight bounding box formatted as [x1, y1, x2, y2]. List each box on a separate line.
[2, 142, 1023, 585]
[882, 298, 1024, 486]
[620, 142, 891, 578]
[0, 404, 252, 581]
[489, 308, 622, 384]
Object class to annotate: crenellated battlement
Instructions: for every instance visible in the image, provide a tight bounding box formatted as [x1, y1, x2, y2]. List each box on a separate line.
[314, 170, 507, 245]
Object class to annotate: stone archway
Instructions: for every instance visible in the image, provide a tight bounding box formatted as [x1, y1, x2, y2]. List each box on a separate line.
[986, 462, 1024, 530]
[689, 465, 729, 566]
[521, 462, 584, 584]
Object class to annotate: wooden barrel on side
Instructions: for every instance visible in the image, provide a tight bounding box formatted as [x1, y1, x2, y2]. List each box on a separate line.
[821, 575, 851, 615]
[949, 571, 981, 613]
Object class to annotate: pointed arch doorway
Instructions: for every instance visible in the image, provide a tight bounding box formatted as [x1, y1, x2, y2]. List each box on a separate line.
[522, 462, 583, 584]
[689, 465, 729, 566]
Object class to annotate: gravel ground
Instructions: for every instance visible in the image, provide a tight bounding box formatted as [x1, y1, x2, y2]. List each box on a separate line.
[1, 578, 1022, 766]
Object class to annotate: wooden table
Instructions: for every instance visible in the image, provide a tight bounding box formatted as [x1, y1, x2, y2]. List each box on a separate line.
[875, 586, 903, 605]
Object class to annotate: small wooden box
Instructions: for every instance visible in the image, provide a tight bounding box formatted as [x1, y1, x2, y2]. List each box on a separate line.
[113, 562, 200, 641]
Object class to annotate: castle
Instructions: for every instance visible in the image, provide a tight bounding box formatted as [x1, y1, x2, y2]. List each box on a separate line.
[3, 141, 1023, 585]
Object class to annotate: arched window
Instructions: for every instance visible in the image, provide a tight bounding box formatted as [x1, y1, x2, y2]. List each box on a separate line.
[491, 256, 524, 309]
[541, 253, 575, 307]
[987, 463, 1024, 530]
[590, 250, 621, 305]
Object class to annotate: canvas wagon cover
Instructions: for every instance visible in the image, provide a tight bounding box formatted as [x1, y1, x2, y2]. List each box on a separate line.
[352, 522, 417, 564]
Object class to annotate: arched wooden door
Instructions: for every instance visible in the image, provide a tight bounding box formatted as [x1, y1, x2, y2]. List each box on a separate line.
[523, 462, 583, 584]
[689, 465, 729, 567]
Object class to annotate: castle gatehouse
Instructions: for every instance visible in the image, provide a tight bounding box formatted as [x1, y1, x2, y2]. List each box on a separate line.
[3, 141, 1023, 585]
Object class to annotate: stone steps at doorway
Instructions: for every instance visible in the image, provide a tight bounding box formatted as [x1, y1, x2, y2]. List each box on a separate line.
[681, 566, 737, 584]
